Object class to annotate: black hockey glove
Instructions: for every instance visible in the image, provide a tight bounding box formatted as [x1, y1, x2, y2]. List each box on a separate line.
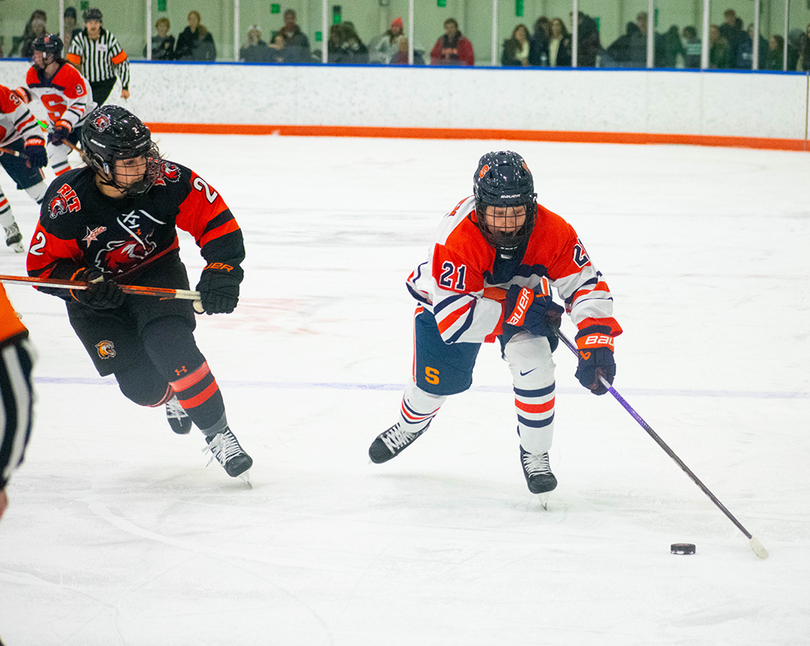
[574, 325, 617, 396]
[196, 262, 243, 314]
[502, 283, 564, 344]
[48, 120, 72, 146]
[70, 269, 125, 310]
[24, 136, 47, 169]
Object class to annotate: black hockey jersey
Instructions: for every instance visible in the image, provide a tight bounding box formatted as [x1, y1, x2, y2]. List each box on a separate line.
[27, 161, 244, 299]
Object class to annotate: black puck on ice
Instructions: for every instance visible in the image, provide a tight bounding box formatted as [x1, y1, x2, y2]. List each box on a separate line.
[671, 543, 696, 555]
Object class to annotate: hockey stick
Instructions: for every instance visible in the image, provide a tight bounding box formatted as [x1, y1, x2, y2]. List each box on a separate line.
[0, 274, 204, 312]
[554, 327, 769, 559]
[483, 285, 768, 558]
[0, 146, 22, 158]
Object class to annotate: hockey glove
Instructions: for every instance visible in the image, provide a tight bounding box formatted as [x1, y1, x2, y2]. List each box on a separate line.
[13, 87, 32, 104]
[70, 269, 125, 310]
[196, 262, 243, 314]
[502, 282, 564, 344]
[24, 136, 47, 169]
[48, 120, 72, 146]
[574, 325, 618, 396]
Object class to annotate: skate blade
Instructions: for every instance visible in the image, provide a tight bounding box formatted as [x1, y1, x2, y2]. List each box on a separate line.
[238, 470, 253, 489]
[537, 493, 550, 510]
[9, 242, 24, 253]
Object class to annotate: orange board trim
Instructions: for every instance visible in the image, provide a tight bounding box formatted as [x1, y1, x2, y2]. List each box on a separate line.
[146, 123, 809, 152]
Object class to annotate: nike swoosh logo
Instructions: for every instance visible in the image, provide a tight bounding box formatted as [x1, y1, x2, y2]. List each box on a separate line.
[519, 368, 537, 376]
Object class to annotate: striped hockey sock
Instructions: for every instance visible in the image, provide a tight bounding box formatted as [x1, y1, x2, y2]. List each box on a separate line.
[168, 361, 226, 435]
[398, 381, 446, 433]
[514, 382, 555, 455]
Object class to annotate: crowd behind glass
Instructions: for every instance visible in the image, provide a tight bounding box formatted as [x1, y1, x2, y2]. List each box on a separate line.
[4, 4, 810, 72]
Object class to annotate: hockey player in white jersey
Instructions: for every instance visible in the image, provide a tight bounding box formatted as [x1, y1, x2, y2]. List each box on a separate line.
[0, 83, 48, 252]
[368, 151, 622, 497]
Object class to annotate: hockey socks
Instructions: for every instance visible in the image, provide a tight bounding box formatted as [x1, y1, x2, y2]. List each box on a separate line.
[168, 361, 226, 432]
[398, 381, 446, 434]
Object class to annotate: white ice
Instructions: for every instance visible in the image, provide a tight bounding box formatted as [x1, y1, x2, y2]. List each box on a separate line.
[0, 135, 808, 645]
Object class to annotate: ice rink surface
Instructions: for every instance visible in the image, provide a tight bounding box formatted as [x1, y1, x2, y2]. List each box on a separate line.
[0, 135, 808, 645]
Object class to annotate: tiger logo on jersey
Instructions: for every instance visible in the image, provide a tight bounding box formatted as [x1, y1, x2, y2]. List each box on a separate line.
[95, 340, 116, 359]
[93, 113, 112, 131]
[48, 195, 68, 219]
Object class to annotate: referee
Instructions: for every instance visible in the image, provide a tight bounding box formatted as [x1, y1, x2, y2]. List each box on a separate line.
[67, 8, 131, 105]
[0, 284, 34, 523]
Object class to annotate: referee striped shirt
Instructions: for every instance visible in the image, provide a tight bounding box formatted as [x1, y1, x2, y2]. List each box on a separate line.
[67, 28, 130, 90]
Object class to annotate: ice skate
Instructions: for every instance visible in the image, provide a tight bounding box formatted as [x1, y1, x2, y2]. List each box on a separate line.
[165, 395, 192, 434]
[4, 223, 24, 253]
[369, 422, 429, 464]
[203, 427, 253, 484]
[520, 447, 557, 501]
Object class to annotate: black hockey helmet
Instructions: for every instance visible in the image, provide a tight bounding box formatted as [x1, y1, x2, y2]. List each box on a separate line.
[82, 105, 161, 196]
[84, 7, 103, 22]
[32, 33, 63, 60]
[473, 151, 537, 254]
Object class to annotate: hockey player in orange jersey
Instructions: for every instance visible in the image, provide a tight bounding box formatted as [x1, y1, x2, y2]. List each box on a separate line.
[369, 151, 622, 496]
[18, 34, 96, 179]
[0, 82, 48, 252]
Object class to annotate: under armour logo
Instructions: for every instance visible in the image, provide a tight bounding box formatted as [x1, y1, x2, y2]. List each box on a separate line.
[175, 366, 187, 376]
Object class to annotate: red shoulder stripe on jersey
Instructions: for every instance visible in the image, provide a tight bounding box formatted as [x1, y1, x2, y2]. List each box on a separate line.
[199, 219, 239, 249]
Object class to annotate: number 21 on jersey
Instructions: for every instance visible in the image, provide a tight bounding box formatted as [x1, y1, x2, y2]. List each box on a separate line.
[438, 261, 466, 291]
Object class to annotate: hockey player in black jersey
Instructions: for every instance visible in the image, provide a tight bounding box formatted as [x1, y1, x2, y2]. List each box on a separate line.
[26, 105, 252, 481]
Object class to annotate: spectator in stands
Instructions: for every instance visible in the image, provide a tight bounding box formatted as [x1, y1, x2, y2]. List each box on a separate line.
[767, 34, 784, 70]
[682, 26, 701, 68]
[369, 17, 405, 64]
[63, 7, 81, 53]
[430, 18, 474, 66]
[658, 25, 685, 68]
[787, 28, 802, 71]
[502, 24, 531, 67]
[328, 23, 368, 65]
[275, 9, 310, 63]
[573, 11, 602, 67]
[148, 17, 175, 60]
[709, 24, 732, 69]
[389, 37, 425, 65]
[547, 17, 571, 67]
[14, 10, 47, 57]
[267, 32, 288, 63]
[240, 24, 268, 62]
[719, 9, 743, 64]
[606, 22, 644, 67]
[68, 8, 131, 104]
[21, 16, 48, 58]
[798, 23, 810, 71]
[528, 17, 550, 66]
[735, 23, 766, 69]
[175, 10, 216, 61]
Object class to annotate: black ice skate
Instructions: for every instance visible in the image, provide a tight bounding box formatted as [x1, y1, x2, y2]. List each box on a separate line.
[165, 395, 192, 434]
[369, 422, 429, 464]
[5, 222, 24, 253]
[520, 447, 557, 495]
[204, 428, 253, 482]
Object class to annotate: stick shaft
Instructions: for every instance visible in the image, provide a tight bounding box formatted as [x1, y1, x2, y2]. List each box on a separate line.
[0, 274, 200, 301]
[0, 146, 22, 158]
[556, 328, 755, 540]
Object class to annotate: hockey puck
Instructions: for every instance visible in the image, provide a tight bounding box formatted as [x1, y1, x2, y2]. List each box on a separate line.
[670, 543, 696, 555]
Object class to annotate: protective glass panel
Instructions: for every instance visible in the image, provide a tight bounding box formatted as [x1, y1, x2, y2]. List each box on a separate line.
[653, 0, 701, 69]
[789, 1, 810, 72]
[575, 1, 611, 67]
[497, 0, 533, 67]
[3, 1, 60, 59]
[415, 1, 480, 67]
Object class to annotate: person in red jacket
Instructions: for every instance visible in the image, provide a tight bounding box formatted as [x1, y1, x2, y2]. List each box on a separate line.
[430, 18, 474, 66]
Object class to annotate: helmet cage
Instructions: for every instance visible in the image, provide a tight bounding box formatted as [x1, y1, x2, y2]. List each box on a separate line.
[473, 151, 537, 254]
[81, 107, 162, 197]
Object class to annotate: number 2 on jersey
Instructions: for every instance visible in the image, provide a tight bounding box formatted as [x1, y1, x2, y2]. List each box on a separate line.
[439, 261, 467, 291]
